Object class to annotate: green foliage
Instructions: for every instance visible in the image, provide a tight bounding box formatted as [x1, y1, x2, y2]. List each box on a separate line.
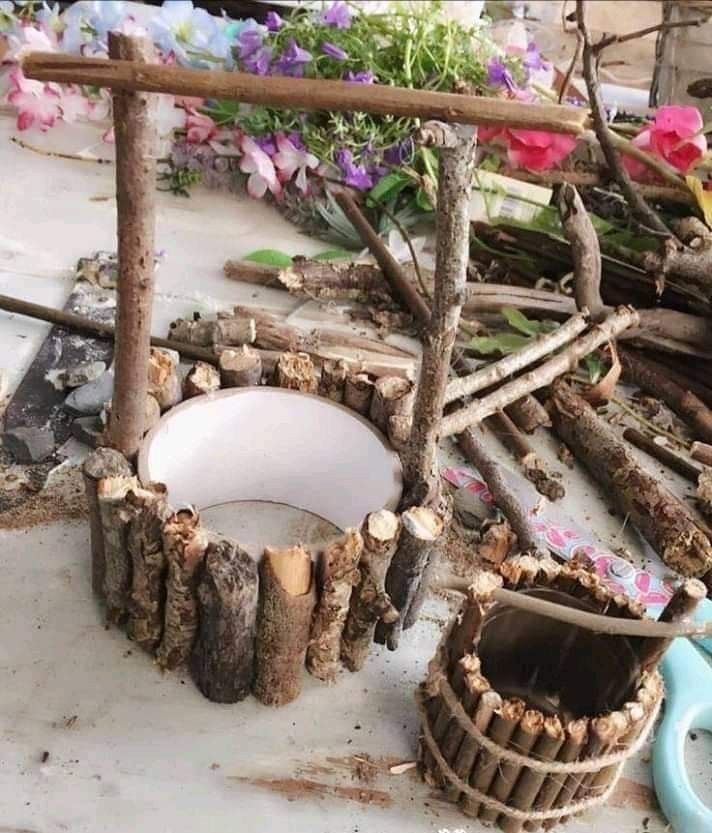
[312, 249, 354, 261]
[583, 352, 605, 384]
[242, 249, 294, 267]
[157, 166, 202, 197]
[469, 309, 557, 356]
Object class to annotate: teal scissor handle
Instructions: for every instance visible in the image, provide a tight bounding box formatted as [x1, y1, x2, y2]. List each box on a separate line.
[691, 598, 712, 655]
[653, 635, 712, 833]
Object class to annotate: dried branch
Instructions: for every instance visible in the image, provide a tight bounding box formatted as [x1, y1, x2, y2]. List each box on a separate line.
[558, 29, 583, 104]
[444, 312, 590, 404]
[442, 306, 638, 437]
[557, 183, 604, 321]
[622, 427, 702, 484]
[576, 0, 672, 237]
[593, 18, 704, 54]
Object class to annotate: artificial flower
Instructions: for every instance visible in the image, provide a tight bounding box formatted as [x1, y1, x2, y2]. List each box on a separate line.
[321, 41, 347, 61]
[321, 1, 351, 29]
[487, 58, 515, 92]
[273, 132, 319, 193]
[273, 38, 312, 77]
[236, 22, 263, 60]
[244, 45, 273, 75]
[254, 134, 276, 156]
[5, 22, 58, 61]
[265, 11, 283, 32]
[335, 148, 373, 190]
[58, 85, 91, 123]
[7, 68, 61, 131]
[480, 126, 577, 171]
[344, 69, 375, 84]
[239, 134, 281, 198]
[185, 108, 217, 143]
[624, 105, 706, 179]
[60, 1, 127, 54]
[156, 94, 188, 137]
[0, 1, 15, 32]
[150, 0, 229, 66]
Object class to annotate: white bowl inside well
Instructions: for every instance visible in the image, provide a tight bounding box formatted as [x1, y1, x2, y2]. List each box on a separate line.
[138, 388, 403, 531]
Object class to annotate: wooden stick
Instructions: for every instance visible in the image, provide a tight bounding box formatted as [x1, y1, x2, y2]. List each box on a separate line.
[524, 718, 588, 831]
[147, 347, 182, 412]
[378, 506, 445, 649]
[480, 709, 545, 825]
[692, 441, 712, 467]
[500, 716, 566, 833]
[98, 473, 139, 623]
[636, 578, 707, 672]
[506, 396, 552, 433]
[273, 351, 318, 393]
[219, 346, 262, 387]
[126, 482, 170, 652]
[461, 698, 526, 818]
[401, 124, 475, 505]
[550, 380, 712, 577]
[558, 183, 604, 322]
[442, 307, 639, 437]
[307, 529, 363, 682]
[334, 191, 431, 326]
[622, 427, 702, 483]
[444, 313, 589, 405]
[106, 33, 158, 458]
[487, 411, 565, 501]
[344, 372, 374, 415]
[620, 347, 712, 444]
[190, 537, 258, 703]
[156, 508, 208, 670]
[341, 510, 401, 672]
[369, 376, 415, 433]
[318, 359, 348, 403]
[253, 545, 316, 706]
[457, 428, 543, 555]
[82, 448, 132, 597]
[182, 361, 221, 399]
[23, 51, 588, 134]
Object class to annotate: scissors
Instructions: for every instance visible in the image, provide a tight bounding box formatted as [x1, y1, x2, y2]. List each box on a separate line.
[652, 597, 712, 833]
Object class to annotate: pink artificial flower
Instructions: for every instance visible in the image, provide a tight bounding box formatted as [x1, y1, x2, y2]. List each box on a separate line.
[7, 68, 60, 131]
[58, 86, 91, 123]
[185, 108, 217, 144]
[239, 135, 282, 198]
[175, 96, 205, 109]
[624, 105, 706, 179]
[6, 23, 57, 61]
[479, 126, 577, 170]
[273, 133, 319, 193]
[155, 94, 187, 137]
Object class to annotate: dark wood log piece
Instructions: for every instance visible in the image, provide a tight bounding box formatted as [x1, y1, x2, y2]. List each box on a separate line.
[344, 372, 374, 415]
[318, 359, 348, 403]
[98, 473, 140, 623]
[191, 537, 258, 703]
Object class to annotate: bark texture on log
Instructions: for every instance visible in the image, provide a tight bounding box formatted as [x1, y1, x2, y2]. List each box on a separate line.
[506, 396, 552, 433]
[344, 372, 374, 415]
[379, 506, 445, 649]
[550, 381, 712, 577]
[126, 482, 170, 651]
[698, 469, 712, 523]
[623, 427, 701, 483]
[156, 509, 209, 669]
[620, 347, 712, 444]
[254, 545, 316, 706]
[82, 447, 132, 597]
[219, 346, 263, 387]
[318, 359, 348, 403]
[273, 351, 318, 394]
[191, 538, 258, 703]
[98, 474, 140, 623]
[214, 316, 257, 347]
[169, 317, 217, 346]
[307, 529, 363, 682]
[369, 376, 415, 433]
[182, 361, 221, 399]
[341, 511, 400, 672]
[147, 347, 182, 411]
[403, 127, 475, 505]
[692, 441, 712, 467]
[106, 33, 157, 458]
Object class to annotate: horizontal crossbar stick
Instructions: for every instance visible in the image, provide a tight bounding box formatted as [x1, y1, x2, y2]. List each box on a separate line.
[22, 52, 589, 134]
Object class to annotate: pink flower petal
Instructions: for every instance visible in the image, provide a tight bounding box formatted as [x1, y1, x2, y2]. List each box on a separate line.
[654, 105, 703, 138]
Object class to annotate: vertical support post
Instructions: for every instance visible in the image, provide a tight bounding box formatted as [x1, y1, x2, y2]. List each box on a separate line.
[402, 123, 475, 506]
[106, 33, 158, 459]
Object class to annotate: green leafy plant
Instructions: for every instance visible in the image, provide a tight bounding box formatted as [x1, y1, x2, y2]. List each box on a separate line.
[469, 307, 557, 356]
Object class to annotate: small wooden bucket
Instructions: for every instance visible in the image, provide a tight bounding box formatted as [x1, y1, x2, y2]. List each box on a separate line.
[418, 557, 662, 831]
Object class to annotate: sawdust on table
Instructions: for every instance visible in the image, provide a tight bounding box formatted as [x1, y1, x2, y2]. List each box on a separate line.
[0, 462, 87, 530]
[231, 776, 393, 808]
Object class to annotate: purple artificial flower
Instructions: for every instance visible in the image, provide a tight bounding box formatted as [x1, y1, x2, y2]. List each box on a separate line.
[523, 42, 544, 71]
[344, 69, 375, 84]
[265, 10, 283, 32]
[255, 134, 277, 156]
[487, 58, 515, 92]
[321, 1, 352, 29]
[273, 38, 313, 77]
[321, 41, 348, 60]
[335, 148, 373, 191]
[244, 45, 273, 75]
[237, 26, 263, 60]
[287, 131, 305, 150]
[384, 137, 414, 166]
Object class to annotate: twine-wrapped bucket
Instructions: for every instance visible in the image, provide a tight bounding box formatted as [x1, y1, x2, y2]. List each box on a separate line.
[418, 557, 662, 831]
